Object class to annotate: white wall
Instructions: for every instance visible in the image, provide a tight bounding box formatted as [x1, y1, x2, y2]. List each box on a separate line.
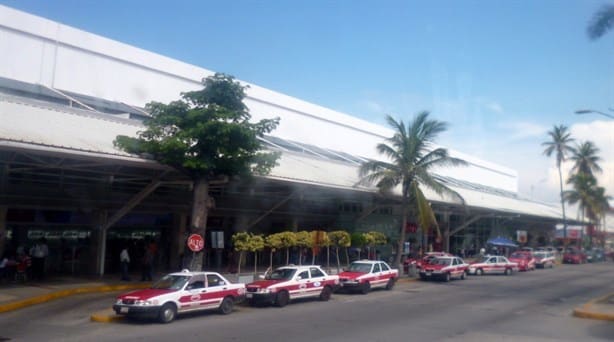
[0, 4, 518, 193]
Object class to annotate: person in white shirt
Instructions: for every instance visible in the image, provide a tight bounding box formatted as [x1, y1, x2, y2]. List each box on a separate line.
[120, 246, 131, 281]
[29, 238, 49, 281]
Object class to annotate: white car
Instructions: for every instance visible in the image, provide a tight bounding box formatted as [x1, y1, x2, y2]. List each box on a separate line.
[113, 270, 245, 323]
[533, 251, 556, 268]
[468, 255, 519, 275]
[419, 256, 469, 282]
[338, 260, 399, 293]
[245, 265, 339, 307]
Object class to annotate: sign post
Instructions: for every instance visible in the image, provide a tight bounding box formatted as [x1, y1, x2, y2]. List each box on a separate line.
[187, 234, 204, 270]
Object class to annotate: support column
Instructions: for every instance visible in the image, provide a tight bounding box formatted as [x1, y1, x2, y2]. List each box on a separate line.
[169, 213, 188, 270]
[442, 212, 451, 253]
[91, 210, 108, 277]
[0, 206, 6, 259]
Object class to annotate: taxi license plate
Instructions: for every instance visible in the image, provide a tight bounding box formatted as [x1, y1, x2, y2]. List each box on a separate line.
[426, 271, 432, 276]
[246, 293, 253, 298]
[120, 307, 129, 313]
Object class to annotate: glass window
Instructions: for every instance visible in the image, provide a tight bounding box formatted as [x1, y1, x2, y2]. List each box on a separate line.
[380, 262, 390, 271]
[373, 263, 381, 273]
[297, 270, 310, 279]
[206, 274, 224, 287]
[309, 267, 325, 278]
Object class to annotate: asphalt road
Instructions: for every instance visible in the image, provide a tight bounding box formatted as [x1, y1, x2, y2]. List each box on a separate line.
[1, 263, 613, 342]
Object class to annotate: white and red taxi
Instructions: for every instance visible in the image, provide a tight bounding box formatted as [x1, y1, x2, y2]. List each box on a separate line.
[533, 251, 556, 268]
[508, 251, 536, 271]
[113, 269, 245, 323]
[467, 255, 519, 276]
[245, 265, 339, 307]
[338, 260, 399, 293]
[419, 256, 469, 282]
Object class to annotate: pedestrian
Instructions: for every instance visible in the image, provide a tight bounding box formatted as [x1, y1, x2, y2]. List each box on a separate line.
[141, 245, 153, 281]
[29, 238, 49, 281]
[120, 245, 131, 281]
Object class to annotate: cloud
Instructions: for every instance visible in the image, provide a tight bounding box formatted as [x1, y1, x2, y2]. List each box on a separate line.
[497, 121, 549, 140]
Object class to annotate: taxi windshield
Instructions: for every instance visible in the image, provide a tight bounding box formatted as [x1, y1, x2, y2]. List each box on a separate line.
[348, 263, 372, 273]
[510, 253, 526, 259]
[151, 275, 190, 290]
[266, 268, 296, 280]
[434, 258, 452, 266]
[534, 252, 547, 258]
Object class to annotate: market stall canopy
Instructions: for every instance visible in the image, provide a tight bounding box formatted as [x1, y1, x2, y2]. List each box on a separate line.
[486, 237, 519, 248]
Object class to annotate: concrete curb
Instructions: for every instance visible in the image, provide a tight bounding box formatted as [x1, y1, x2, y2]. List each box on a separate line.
[0, 283, 151, 314]
[573, 293, 614, 321]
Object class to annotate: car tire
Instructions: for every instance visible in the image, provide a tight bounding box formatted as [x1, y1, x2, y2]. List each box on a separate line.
[419, 274, 426, 281]
[476, 269, 484, 276]
[460, 272, 466, 280]
[444, 273, 451, 282]
[219, 297, 234, 315]
[319, 286, 332, 301]
[275, 290, 290, 307]
[385, 278, 396, 290]
[158, 303, 177, 324]
[360, 282, 371, 295]
[504, 268, 511, 276]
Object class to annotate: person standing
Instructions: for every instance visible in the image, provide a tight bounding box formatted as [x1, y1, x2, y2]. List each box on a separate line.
[120, 245, 131, 281]
[29, 238, 49, 281]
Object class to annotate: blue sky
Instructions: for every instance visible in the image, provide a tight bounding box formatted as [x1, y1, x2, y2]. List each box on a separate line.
[2, 0, 613, 204]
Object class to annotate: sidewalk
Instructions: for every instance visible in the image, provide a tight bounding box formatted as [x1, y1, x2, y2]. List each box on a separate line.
[573, 293, 614, 321]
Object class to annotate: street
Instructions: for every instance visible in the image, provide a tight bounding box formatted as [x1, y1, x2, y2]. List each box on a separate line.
[1, 263, 613, 341]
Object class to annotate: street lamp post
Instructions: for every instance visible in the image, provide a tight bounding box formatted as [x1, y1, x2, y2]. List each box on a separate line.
[575, 109, 614, 119]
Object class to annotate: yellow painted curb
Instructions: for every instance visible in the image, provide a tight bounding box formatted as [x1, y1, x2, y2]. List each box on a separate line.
[573, 293, 614, 322]
[0, 283, 151, 314]
[91, 309, 124, 323]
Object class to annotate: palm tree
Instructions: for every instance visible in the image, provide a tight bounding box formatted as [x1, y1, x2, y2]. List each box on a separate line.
[359, 112, 466, 268]
[569, 141, 602, 177]
[565, 173, 610, 248]
[542, 125, 575, 242]
[588, 4, 614, 40]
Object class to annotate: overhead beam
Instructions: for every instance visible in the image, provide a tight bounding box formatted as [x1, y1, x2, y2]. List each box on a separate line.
[247, 191, 296, 229]
[449, 214, 488, 236]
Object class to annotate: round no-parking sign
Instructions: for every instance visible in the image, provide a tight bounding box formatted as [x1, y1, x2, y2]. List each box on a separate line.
[187, 234, 204, 252]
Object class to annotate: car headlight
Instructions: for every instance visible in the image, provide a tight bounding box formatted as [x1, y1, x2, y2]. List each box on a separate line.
[134, 300, 153, 306]
[257, 288, 272, 294]
[116, 299, 123, 305]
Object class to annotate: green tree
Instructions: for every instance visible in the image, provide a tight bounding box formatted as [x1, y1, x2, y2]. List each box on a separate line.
[267, 231, 296, 265]
[359, 112, 466, 268]
[232, 232, 250, 275]
[587, 4, 614, 40]
[115, 73, 279, 271]
[366, 231, 387, 260]
[247, 234, 265, 275]
[569, 141, 602, 177]
[351, 232, 367, 260]
[542, 124, 575, 244]
[328, 230, 351, 271]
[265, 233, 284, 270]
[295, 231, 312, 265]
[311, 230, 329, 265]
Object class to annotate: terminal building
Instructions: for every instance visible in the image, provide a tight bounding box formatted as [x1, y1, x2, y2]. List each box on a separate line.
[0, 5, 568, 276]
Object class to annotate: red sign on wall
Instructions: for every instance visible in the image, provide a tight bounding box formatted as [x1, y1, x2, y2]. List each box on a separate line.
[187, 234, 204, 252]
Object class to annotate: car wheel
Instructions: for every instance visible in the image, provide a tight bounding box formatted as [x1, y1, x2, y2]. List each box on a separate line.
[419, 274, 426, 281]
[476, 269, 484, 276]
[158, 303, 177, 324]
[275, 290, 290, 307]
[360, 282, 371, 294]
[460, 272, 466, 280]
[219, 297, 234, 315]
[444, 273, 451, 282]
[504, 268, 511, 276]
[319, 286, 332, 301]
[385, 278, 396, 290]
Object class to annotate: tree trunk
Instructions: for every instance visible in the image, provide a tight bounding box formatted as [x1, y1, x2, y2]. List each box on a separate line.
[344, 247, 350, 267]
[335, 247, 341, 273]
[557, 163, 567, 246]
[254, 252, 258, 275]
[269, 250, 273, 270]
[393, 202, 408, 270]
[237, 251, 243, 275]
[189, 177, 210, 271]
[286, 248, 290, 265]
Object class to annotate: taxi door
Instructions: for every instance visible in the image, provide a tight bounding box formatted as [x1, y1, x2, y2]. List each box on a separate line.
[202, 273, 227, 308]
[308, 267, 327, 296]
[295, 270, 311, 298]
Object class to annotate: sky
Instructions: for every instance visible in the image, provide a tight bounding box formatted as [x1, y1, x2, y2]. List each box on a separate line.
[2, 0, 613, 207]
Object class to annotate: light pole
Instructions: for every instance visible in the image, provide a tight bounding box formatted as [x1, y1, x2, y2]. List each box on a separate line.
[575, 109, 614, 119]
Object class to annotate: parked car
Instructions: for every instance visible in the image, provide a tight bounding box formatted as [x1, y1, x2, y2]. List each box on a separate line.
[338, 260, 398, 293]
[403, 252, 453, 274]
[563, 247, 587, 264]
[586, 248, 606, 263]
[245, 265, 339, 307]
[113, 269, 245, 323]
[508, 251, 536, 271]
[419, 256, 469, 282]
[533, 251, 556, 268]
[467, 255, 518, 275]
